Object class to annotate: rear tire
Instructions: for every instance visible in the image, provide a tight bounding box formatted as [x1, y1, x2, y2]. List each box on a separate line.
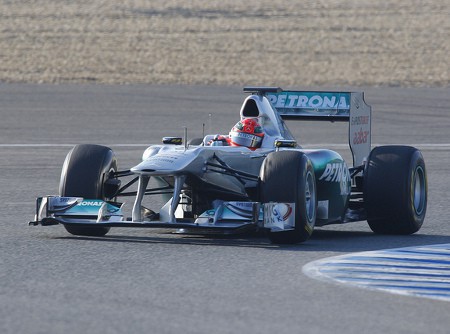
[364, 145, 427, 234]
[259, 151, 316, 244]
[59, 144, 117, 236]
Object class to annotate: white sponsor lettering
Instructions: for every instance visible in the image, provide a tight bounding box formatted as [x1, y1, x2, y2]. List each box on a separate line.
[323, 96, 337, 108]
[229, 202, 253, 209]
[79, 201, 103, 206]
[269, 94, 350, 109]
[275, 94, 287, 108]
[287, 95, 298, 107]
[319, 163, 350, 183]
[319, 162, 351, 195]
[296, 95, 309, 107]
[309, 96, 323, 108]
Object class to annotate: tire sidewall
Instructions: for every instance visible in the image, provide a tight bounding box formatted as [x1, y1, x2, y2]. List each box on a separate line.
[406, 150, 427, 227]
[295, 158, 316, 236]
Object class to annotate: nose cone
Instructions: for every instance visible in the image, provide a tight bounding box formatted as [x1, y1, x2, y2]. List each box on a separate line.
[131, 148, 203, 176]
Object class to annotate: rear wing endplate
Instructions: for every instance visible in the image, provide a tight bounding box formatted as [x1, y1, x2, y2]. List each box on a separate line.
[244, 87, 371, 167]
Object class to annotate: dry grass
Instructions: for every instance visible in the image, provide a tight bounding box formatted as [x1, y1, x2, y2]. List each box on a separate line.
[1, 0, 449, 86]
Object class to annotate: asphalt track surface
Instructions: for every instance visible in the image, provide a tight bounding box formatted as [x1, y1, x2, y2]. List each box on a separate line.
[1, 84, 450, 334]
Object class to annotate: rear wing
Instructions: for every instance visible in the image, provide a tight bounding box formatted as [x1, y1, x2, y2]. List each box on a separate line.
[244, 87, 371, 167]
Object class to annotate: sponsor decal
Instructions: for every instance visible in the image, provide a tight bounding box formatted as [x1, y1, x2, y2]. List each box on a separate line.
[319, 162, 349, 182]
[351, 116, 369, 125]
[153, 156, 179, 164]
[353, 127, 370, 145]
[48, 196, 82, 212]
[272, 203, 293, 222]
[227, 202, 255, 210]
[319, 162, 351, 195]
[48, 198, 121, 217]
[56, 197, 72, 203]
[106, 205, 121, 214]
[80, 200, 120, 213]
[79, 201, 104, 206]
[234, 132, 258, 140]
[267, 92, 350, 111]
[225, 202, 260, 219]
[264, 203, 295, 230]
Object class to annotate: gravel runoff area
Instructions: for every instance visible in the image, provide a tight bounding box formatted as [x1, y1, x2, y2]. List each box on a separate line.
[1, 0, 449, 87]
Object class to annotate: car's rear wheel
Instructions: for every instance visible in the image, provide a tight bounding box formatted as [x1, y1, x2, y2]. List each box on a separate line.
[59, 144, 118, 236]
[259, 151, 317, 244]
[364, 145, 427, 234]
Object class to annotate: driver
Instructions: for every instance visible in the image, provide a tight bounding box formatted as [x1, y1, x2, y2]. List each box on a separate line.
[229, 118, 264, 149]
[208, 118, 265, 150]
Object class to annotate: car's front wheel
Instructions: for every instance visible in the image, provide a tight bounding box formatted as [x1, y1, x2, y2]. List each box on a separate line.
[259, 151, 317, 244]
[59, 144, 118, 236]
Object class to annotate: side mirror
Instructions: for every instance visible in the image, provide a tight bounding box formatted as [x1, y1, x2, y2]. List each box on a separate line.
[162, 137, 182, 145]
[274, 139, 297, 148]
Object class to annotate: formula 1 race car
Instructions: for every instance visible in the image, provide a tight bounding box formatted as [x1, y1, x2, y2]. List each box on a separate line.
[30, 87, 428, 244]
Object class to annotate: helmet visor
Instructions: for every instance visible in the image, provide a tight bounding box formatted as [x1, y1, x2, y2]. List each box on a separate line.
[230, 131, 263, 148]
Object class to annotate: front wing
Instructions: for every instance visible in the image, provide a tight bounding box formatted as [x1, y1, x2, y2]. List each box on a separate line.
[30, 196, 296, 234]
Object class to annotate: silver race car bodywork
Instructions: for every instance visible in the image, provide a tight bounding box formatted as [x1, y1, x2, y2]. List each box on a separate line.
[31, 87, 427, 244]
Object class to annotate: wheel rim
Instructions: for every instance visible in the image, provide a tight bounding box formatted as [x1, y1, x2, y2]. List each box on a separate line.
[305, 170, 316, 222]
[413, 166, 426, 215]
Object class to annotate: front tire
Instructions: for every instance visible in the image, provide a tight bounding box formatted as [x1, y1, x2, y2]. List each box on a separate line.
[59, 144, 117, 236]
[364, 145, 427, 234]
[259, 151, 317, 244]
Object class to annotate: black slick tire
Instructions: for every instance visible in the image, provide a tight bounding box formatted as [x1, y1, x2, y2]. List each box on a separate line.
[59, 144, 117, 236]
[363, 145, 427, 234]
[259, 151, 317, 244]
